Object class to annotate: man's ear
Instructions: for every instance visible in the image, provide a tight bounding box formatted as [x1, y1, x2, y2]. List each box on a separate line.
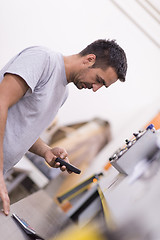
[83, 54, 96, 66]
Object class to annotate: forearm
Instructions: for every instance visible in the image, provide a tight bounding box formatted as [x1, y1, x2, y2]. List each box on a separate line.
[29, 138, 51, 158]
[0, 104, 8, 174]
[0, 104, 10, 215]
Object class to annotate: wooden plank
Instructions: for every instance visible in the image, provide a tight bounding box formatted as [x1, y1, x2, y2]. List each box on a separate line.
[0, 190, 72, 240]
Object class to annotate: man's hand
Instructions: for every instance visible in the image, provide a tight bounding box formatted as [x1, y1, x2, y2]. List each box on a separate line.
[0, 174, 10, 216]
[44, 147, 72, 173]
[29, 139, 72, 173]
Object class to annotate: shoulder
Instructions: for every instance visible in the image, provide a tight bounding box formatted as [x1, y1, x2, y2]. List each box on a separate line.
[18, 46, 62, 64]
[18, 46, 51, 58]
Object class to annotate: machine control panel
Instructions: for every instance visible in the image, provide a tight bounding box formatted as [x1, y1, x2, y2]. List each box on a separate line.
[109, 124, 160, 175]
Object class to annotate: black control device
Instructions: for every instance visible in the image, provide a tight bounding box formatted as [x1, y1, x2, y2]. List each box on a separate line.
[55, 157, 81, 174]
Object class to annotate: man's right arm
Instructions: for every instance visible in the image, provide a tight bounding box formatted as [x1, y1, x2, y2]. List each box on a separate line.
[0, 73, 29, 215]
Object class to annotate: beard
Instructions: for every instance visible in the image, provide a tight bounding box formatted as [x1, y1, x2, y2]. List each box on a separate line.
[69, 71, 83, 89]
[69, 69, 91, 89]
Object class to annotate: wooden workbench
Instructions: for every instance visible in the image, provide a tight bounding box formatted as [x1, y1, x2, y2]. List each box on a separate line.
[0, 190, 72, 240]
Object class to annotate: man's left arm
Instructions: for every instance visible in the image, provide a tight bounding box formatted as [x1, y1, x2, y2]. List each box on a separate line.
[29, 138, 70, 172]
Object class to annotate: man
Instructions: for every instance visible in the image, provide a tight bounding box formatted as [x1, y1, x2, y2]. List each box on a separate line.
[0, 39, 127, 215]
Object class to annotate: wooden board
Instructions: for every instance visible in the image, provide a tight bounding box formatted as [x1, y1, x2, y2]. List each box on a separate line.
[0, 190, 73, 240]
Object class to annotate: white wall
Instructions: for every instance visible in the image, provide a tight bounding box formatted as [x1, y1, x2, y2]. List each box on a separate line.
[0, 0, 160, 140]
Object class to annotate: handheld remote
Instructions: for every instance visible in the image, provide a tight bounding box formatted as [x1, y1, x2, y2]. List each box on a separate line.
[55, 157, 81, 174]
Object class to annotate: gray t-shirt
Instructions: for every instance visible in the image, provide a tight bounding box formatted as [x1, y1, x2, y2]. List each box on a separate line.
[0, 46, 69, 174]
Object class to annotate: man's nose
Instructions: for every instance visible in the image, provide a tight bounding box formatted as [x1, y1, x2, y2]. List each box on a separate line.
[92, 83, 103, 92]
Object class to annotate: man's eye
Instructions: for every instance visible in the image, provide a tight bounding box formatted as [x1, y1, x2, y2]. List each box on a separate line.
[96, 77, 101, 83]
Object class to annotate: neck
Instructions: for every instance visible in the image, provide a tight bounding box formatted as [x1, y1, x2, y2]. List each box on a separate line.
[63, 54, 82, 83]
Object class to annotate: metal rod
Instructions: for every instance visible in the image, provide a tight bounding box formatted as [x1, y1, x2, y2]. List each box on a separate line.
[136, 0, 160, 24]
[145, 0, 160, 16]
[110, 0, 160, 49]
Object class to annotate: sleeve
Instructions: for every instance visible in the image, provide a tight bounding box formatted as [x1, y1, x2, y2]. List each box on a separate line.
[4, 47, 48, 92]
[60, 87, 69, 107]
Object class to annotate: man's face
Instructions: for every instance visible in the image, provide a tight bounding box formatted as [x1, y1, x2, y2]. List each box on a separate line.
[72, 66, 118, 92]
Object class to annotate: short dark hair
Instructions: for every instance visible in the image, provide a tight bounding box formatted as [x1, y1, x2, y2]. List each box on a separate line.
[79, 39, 127, 82]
